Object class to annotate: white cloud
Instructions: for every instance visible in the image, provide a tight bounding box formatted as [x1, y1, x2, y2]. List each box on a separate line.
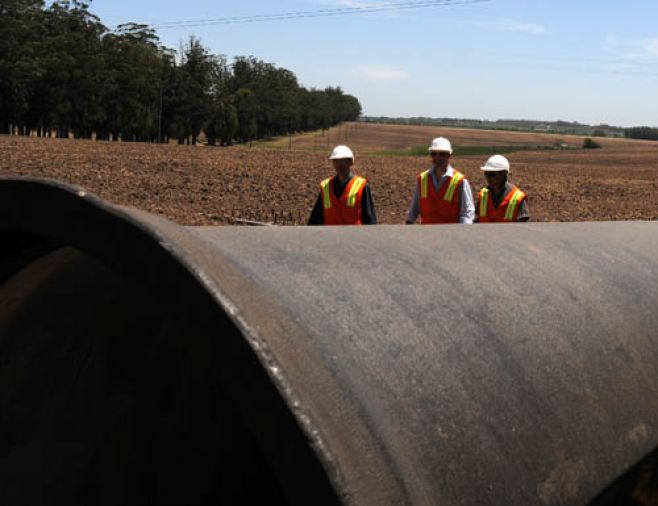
[492, 19, 545, 35]
[603, 35, 658, 60]
[355, 65, 408, 81]
[603, 62, 638, 73]
[641, 38, 658, 57]
[604, 35, 619, 51]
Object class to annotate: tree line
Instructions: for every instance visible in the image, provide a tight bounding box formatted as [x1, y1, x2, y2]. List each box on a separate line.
[624, 127, 658, 141]
[0, 0, 362, 144]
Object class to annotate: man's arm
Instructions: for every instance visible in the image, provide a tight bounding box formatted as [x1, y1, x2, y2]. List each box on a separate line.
[361, 184, 377, 224]
[517, 199, 530, 222]
[473, 187, 481, 223]
[459, 179, 475, 224]
[405, 186, 420, 224]
[307, 192, 324, 225]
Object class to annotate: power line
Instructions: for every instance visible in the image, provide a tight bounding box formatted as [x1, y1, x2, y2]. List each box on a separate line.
[150, 0, 490, 29]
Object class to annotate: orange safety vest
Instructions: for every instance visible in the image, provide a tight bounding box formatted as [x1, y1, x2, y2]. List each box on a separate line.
[320, 175, 367, 225]
[418, 169, 465, 224]
[478, 185, 527, 222]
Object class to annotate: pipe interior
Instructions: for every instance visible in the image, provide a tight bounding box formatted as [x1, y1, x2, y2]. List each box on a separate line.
[0, 245, 289, 506]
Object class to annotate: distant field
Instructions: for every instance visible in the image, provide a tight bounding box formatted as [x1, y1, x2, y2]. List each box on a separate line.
[1, 132, 658, 224]
[257, 121, 658, 153]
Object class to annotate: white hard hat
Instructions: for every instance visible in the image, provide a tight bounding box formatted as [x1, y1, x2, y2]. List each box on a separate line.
[481, 154, 510, 172]
[328, 145, 354, 160]
[428, 137, 453, 154]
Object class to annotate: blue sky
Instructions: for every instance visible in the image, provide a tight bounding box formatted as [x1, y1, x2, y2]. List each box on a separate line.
[87, 0, 658, 127]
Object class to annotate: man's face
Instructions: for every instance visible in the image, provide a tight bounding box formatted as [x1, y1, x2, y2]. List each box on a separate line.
[484, 170, 507, 189]
[430, 151, 451, 171]
[332, 158, 353, 178]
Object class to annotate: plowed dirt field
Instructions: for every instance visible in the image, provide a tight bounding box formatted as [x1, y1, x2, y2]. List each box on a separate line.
[1, 130, 657, 225]
[258, 122, 658, 152]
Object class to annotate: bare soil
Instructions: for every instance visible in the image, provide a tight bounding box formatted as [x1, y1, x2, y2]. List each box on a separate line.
[259, 121, 658, 152]
[1, 130, 657, 225]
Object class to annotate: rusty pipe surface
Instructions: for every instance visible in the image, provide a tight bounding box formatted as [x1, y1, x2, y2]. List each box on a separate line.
[1, 177, 657, 505]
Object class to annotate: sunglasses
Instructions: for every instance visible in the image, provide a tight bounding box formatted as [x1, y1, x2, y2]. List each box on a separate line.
[431, 152, 450, 157]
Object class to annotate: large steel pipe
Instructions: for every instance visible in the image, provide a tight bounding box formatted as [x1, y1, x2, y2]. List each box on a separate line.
[0, 177, 657, 505]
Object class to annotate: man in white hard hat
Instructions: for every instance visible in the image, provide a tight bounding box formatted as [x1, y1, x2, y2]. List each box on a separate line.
[476, 154, 529, 222]
[308, 145, 377, 225]
[405, 137, 475, 224]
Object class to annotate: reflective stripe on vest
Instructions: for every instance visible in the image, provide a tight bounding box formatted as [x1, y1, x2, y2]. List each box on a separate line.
[420, 171, 430, 199]
[321, 178, 332, 209]
[420, 170, 463, 201]
[505, 188, 526, 221]
[444, 172, 464, 202]
[347, 177, 366, 207]
[479, 188, 489, 218]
